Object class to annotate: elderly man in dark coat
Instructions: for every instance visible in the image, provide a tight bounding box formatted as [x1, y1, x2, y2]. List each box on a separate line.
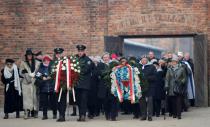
[152, 62, 165, 117]
[139, 57, 157, 121]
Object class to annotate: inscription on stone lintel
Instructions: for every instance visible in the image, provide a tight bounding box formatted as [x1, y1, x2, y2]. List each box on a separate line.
[113, 14, 197, 32]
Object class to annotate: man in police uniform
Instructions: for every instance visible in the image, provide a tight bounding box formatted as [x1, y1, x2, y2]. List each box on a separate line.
[75, 45, 93, 122]
[49, 48, 67, 122]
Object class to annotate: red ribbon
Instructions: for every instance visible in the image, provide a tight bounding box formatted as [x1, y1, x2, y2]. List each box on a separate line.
[114, 64, 135, 103]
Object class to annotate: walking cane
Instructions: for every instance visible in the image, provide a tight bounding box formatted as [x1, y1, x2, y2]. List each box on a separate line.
[67, 90, 70, 117]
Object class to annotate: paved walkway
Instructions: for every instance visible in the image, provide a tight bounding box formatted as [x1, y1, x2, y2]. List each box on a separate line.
[0, 107, 210, 127]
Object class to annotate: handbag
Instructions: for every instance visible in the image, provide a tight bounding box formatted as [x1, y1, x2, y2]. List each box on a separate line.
[173, 81, 185, 95]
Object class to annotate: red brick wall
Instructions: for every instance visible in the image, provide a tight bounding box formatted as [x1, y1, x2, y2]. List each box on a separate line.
[0, 0, 209, 105]
[108, 0, 208, 35]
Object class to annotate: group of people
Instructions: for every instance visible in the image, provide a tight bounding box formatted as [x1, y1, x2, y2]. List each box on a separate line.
[1, 44, 195, 122]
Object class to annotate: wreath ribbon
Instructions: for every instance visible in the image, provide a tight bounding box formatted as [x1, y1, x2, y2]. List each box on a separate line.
[113, 64, 135, 103]
[54, 60, 62, 93]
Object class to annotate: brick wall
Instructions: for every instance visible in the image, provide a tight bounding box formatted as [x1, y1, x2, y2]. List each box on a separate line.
[0, 0, 209, 105]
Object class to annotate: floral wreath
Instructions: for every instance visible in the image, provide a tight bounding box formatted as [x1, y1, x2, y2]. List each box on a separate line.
[110, 64, 142, 104]
[51, 56, 80, 93]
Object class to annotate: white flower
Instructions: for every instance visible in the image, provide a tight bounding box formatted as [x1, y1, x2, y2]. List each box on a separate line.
[71, 67, 74, 70]
[73, 59, 76, 62]
[134, 67, 140, 74]
[70, 63, 74, 66]
[70, 56, 73, 59]
[76, 62, 79, 64]
[74, 69, 78, 72]
[73, 64, 76, 67]
[62, 67, 66, 70]
[52, 69, 55, 72]
[36, 72, 42, 77]
[63, 56, 67, 59]
[63, 60, 67, 64]
[78, 70, 80, 73]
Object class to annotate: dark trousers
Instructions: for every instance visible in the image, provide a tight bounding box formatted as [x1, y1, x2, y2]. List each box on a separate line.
[168, 95, 182, 117]
[121, 100, 132, 114]
[139, 96, 153, 118]
[40, 92, 57, 116]
[87, 92, 97, 117]
[132, 103, 140, 117]
[95, 98, 103, 116]
[189, 99, 195, 107]
[76, 89, 89, 116]
[88, 102, 96, 117]
[182, 95, 189, 111]
[153, 99, 161, 116]
[104, 95, 118, 119]
[57, 90, 67, 118]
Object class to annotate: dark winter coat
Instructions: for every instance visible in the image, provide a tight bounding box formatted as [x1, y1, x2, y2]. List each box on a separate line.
[154, 69, 165, 100]
[165, 64, 187, 96]
[96, 62, 109, 99]
[76, 54, 93, 90]
[141, 63, 157, 97]
[1, 69, 23, 113]
[35, 63, 54, 93]
[88, 64, 99, 105]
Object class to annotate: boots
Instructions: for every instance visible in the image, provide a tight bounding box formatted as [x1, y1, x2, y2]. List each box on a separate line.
[34, 110, 38, 118]
[105, 113, 110, 120]
[77, 115, 85, 122]
[148, 117, 152, 121]
[71, 106, 77, 116]
[3, 113, 8, 119]
[57, 116, 65, 122]
[77, 116, 82, 121]
[16, 111, 20, 118]
[31, 110, 34, 117]
[24, 110, 29, 120]
[53, 114, 57, 119]
[42, 115, 48, 120]
[42, 111, 48, 120]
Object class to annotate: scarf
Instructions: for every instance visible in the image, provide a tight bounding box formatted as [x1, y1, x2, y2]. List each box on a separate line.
[4, 64, 21, 96]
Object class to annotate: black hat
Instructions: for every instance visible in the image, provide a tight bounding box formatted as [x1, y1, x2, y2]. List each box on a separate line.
[5, 59, 15, 63]
[153, 61, 159, 66]
[129, 56, 137, 61]
[25, 48, 33, 56]
[34, 51, 42, 56]
[119, 57, 127, 61]
[54, 48, 64, 54]
[76, 45, 86, 51]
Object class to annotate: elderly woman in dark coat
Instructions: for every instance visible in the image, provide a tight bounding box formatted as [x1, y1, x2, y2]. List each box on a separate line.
[139, 57, 157, 121]
[35, 55, 57, 120]
[165, 54, 187, 119]
[1, 59, 23, 119]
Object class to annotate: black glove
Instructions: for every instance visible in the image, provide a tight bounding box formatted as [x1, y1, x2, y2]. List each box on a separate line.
[22, 69, 28, 74]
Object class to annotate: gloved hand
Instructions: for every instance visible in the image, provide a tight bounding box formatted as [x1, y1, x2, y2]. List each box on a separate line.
[22, 69, 28, 74]
[29, 72, 35, 78]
